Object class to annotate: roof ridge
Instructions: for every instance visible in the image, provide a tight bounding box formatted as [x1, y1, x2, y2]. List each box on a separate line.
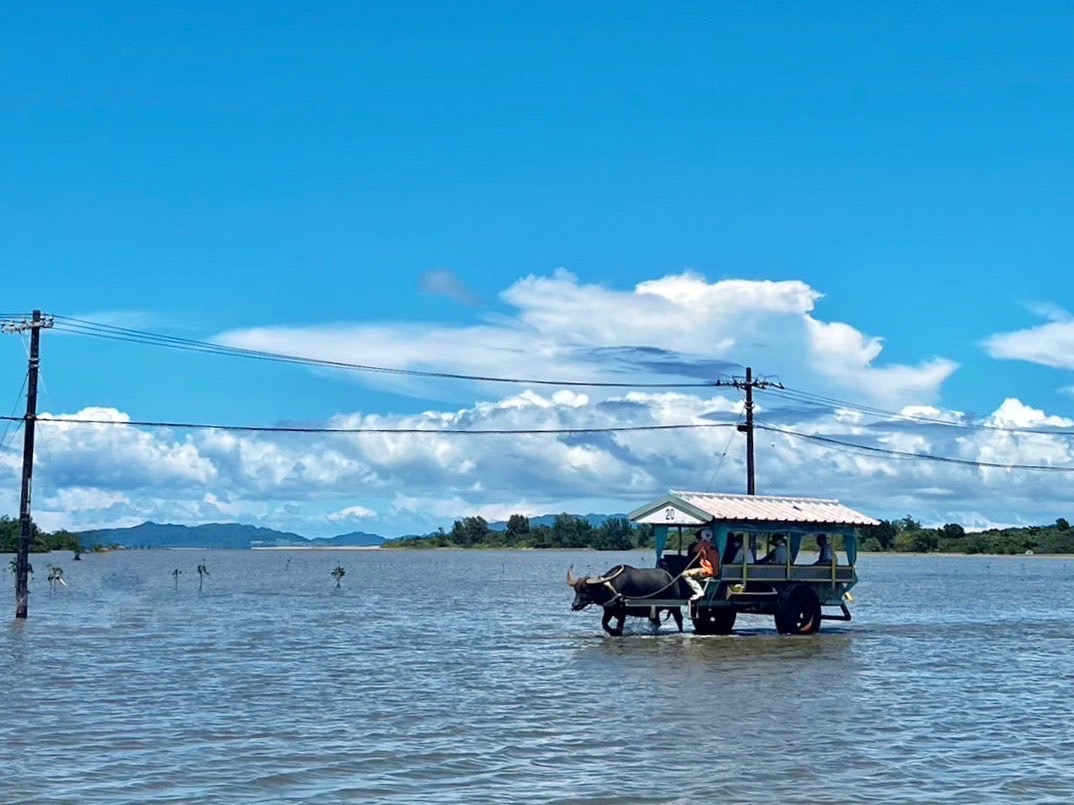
[671, 490, 840, 503]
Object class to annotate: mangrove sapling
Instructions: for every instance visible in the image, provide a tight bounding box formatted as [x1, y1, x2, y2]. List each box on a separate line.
[9, 558, 33, 581]
[46, 563, 66, 591]
[172, 568, 182, 590]
[197, 562, 209, 592]
[331, 564, 346, 589]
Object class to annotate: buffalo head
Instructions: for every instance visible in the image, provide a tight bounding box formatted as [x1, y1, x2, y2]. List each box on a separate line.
[567, 564, 613, 610]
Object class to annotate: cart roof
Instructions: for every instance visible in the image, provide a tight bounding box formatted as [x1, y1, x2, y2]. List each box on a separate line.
[628, 491, 879, 528]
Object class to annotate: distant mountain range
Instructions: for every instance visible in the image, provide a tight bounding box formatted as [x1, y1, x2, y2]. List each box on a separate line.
[78, 522, 387, 550]
[77, 513, 630, 550]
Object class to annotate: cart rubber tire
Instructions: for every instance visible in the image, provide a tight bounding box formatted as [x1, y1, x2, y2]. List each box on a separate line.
[775, 584, 822, 635]
[692, 606, 736, 635]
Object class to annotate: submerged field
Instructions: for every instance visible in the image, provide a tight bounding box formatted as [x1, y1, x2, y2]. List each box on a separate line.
[3, 550, 1074, 803]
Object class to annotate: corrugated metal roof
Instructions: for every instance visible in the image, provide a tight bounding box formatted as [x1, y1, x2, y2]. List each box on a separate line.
[669, 491, 879, 526]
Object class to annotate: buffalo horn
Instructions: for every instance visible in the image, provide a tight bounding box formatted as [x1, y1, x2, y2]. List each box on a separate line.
[566, 565, 577, 586]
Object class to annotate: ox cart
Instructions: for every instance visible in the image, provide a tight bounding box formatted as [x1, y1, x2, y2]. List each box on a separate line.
[619, 491, 878, 635]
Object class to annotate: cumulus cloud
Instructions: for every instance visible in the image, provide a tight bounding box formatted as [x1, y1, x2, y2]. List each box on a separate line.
[38, 407, 216, 488]
[11, 389, 1074, 537]
[985, 317, 1074, 370]
[804, 318, 958, 402]
[32, 272, 1074, 537]
[215, 270, 956, 408]
[326, 505, 377, 522]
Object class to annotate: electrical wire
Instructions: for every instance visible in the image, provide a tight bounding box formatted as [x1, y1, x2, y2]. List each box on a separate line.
[0, 374, 28, 455]
[759, 423, 1074, 472]
[769, 385, 1074, 437]
[49, 316, 719, 389]
[15, 314, 1074, 472]
[702, 416, 743, 492]
[0, 414, 739, 436]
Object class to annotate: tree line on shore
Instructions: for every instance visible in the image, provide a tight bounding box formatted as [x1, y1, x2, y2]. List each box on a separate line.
[389, 513, 1074, 554]
[866, 515, 1074, 555]
[390, 514, 656, 550]
[0, 516, 83, 554]
[5, 512, 1074, 555]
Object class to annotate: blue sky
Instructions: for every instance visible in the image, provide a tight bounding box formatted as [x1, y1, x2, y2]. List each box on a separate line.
[2, 3, 1074, 536]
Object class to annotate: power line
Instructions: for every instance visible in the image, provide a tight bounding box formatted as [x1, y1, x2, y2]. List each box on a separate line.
[50, 315, 719, 389]
[20, 314, 1074, 473]
[0, 414, 739, 436]
[759, 423, 1074, 473]
[702, 412, 744, 492]
[12, 409, 1073, 473]
[0, 374, 28, 455]
[769, 385, 1074, 438]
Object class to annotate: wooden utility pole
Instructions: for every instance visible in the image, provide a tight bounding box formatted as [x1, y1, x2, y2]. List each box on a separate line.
[2, 310, 53, 619]
[715, 367, 783, 496]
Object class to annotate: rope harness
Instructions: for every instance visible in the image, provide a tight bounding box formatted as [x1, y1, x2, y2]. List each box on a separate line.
[581, 553, 708, 610]
[624, 551, 703, 602]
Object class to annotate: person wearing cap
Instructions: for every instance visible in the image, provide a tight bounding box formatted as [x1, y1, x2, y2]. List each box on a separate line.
[683, 528, 718, 601]
[758, 534, 788, 565]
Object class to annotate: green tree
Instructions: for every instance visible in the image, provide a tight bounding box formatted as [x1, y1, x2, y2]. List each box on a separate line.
[505, 514, 531, 544]
[552, 514, 592, 548]
[897, 515, 921, 533]
[871, 521, 898, 551]
[941, 523, 965, 540]
[633, 523, 655, 550]
[450, 516, 490, 547]
[596, 517, 635, 550]
[0, 516, 82, 553]
[894, 529, 938, 553]
[1057, 517, 1070, 531]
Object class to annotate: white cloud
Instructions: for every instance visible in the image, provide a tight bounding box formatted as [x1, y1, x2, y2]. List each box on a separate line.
[420, 270, 481, 306]
[17, 388, 1074, 538]
[326, 505, 377, 522]
[1024, 302, 1072, 324]
[38, 407, 216, 487]
[985, 319, 1074, 370]
[203, 492, 243, 518]
[27, 272, 1074, 538]
[804, 318, 958, 404]
[214, 271, 956, 408]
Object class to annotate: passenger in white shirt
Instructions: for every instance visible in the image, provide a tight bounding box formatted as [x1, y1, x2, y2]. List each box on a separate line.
[759, 535, 787, 565]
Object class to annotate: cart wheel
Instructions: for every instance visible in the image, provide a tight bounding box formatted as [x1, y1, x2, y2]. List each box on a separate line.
[775, 584, 821, 635]
[692, 606, 736, 635]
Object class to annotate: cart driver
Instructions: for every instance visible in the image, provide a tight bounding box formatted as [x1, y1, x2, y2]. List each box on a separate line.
[683, 528, 719, 601]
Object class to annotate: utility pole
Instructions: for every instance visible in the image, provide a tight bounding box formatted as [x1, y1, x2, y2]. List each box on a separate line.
[3, 310, 54, 619]
[715, 367, 783, 496]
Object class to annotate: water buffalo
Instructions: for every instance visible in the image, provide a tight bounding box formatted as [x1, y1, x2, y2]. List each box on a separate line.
[567, 564, 684, 636]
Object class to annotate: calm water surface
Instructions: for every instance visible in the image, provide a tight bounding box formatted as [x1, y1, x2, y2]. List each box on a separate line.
[3, 549, 1074, 804]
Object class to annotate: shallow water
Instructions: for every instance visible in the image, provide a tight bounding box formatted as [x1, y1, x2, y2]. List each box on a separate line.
[3, 550, 1074, 803]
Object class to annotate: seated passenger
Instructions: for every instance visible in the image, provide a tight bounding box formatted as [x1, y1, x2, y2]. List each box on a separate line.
[758, 535, 788, 565]
[724, 534, 745, 564]
[814, 534, 834, 565]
